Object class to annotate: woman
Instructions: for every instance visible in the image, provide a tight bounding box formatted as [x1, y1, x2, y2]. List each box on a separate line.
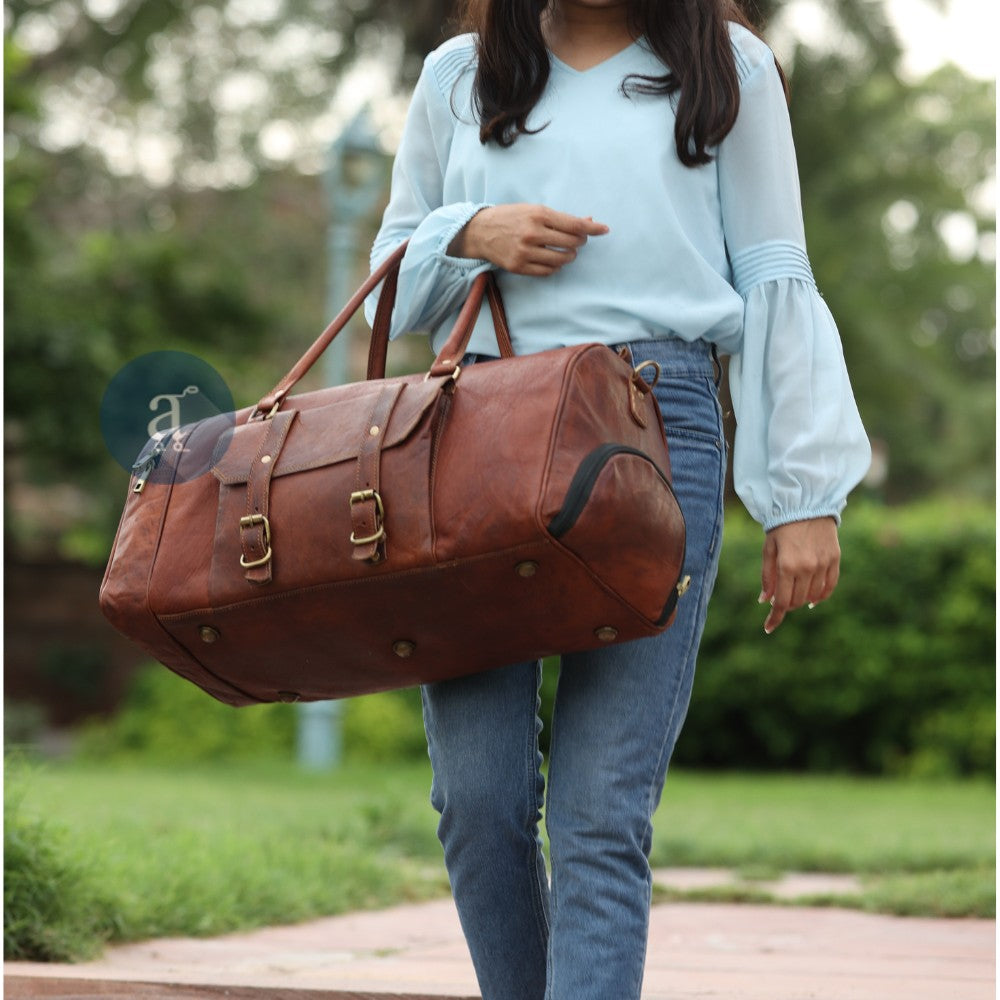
[365, 1, 871, 997]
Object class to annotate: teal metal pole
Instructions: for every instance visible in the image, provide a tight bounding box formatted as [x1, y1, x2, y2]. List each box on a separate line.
[295, 108, 384, 771]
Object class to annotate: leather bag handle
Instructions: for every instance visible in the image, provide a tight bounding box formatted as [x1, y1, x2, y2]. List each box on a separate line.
[367, 264, 514, 380]
[253, 243, 515, 418]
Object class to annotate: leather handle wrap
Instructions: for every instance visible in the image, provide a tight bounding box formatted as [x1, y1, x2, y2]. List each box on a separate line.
[254, 242, 517, 418]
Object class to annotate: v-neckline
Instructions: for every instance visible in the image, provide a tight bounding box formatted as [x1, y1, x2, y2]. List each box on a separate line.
[548, 38, 642, 76]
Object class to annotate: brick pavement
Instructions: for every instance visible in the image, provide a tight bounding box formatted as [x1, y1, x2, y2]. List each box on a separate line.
[5, 879, 995, 1000]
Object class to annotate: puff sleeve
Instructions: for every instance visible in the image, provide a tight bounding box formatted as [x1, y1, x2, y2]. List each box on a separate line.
[718, 43, 871, 531]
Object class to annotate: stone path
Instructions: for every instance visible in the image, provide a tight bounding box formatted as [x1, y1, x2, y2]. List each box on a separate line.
[5, 870, 995, 1000]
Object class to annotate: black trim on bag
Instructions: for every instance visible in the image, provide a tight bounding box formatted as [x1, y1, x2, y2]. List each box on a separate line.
[656, 588, 679, 625]
[547, 443, 686, 626]
[547, 444, 672, 539]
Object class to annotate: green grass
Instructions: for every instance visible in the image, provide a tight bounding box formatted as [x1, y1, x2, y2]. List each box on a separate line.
[5, 759, 447, 960]
[652, 771, 994, 873]
[5, 760, 994, 962]
[651, 868, 996, 919]
[4, 780, 110, 961]
[649, 771, 994, 918]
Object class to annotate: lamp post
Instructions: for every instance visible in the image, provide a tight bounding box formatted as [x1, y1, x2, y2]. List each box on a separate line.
[323, 105, 387, 386]
[296, 106, 386, 771]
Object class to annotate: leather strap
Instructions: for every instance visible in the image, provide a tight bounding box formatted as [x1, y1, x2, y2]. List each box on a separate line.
[427, 274, 492, 378]
[350, 384, 403, 563]
[239, 410, 296, 584]
[366, 257, 402, 381]
[253, 244, 408, 418]
[367, 270, 514, 380]
[252, 242, 520, 418]
[628, 359, 661, 430]
[485, 273, 515, 358]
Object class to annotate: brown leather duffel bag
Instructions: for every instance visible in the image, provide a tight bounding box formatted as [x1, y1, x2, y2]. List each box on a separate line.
[99, 244, 686, 706]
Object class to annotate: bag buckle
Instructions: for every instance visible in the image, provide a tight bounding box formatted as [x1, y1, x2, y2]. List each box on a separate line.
[424, 364, 461, 385]
[239, 514, 273, 568]
[248, 400, 282, 422]
[349, 489, 386, 546]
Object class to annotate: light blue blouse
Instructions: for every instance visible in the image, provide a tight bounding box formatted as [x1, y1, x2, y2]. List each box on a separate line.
[365, 26, 871, 531]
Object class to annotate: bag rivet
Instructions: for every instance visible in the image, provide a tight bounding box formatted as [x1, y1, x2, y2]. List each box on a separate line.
[260, 454, 272, 464]
[595, 626, 618, 642]
[515, 561, 539, 578]
[277, 691, 301, 703]
[393, 640, 416, 658]
[198, 625, 221, 643]
[369, 425, 380, 436]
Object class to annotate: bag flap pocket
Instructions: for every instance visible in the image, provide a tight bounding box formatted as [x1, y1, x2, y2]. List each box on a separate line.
[211, 379, 440, 485]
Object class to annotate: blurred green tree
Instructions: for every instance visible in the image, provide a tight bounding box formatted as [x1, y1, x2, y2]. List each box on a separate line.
[747, 1, 994, 500]
[4, 45, 284, 558]
[787, 48, 995, 500]
[3, 0, 454, 185]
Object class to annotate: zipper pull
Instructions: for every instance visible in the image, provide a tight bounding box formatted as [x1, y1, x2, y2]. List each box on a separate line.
[132, 457, 154, 493]
[131, 434, 170, 493]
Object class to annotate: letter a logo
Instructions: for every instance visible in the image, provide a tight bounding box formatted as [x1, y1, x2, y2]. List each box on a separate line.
[147, 385, 201, 438]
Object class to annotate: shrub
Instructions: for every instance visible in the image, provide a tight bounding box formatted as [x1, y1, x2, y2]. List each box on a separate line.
[674, 499, 995, 775]
[77, 665, 297, 763]
[4, 763, 110, 960]
[341, 688, 429, 763]
[77, 664, 427, 765]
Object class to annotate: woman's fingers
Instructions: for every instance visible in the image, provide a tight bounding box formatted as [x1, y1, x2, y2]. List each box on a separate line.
[812, 560, 840, 605]
[761, 518, 840, 634]
[505, 206, 608, 272]
[452, 203, 608, 274]
[539, 209, 609, 247]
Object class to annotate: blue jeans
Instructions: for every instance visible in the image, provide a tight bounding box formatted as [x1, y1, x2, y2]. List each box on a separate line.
[421, 339, 726, 1000]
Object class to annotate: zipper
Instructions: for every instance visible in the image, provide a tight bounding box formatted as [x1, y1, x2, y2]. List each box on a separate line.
[427, 390, 453, 559]
[547, 443, 672, 538]
[131, 434, 172, 493]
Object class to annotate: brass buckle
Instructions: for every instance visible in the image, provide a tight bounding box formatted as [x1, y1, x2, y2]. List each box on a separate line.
[424, 365, 461, 384]
[248, 400, 281, 423]
[239, 514, 273, 568]
[349, 489, 386, 546]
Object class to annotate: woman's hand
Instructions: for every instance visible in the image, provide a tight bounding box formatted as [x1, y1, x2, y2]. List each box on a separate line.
[448, 204, 609, 276]
[760, 517, 840, 634]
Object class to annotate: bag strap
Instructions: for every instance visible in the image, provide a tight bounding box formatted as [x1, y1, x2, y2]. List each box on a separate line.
[426, 273, 493, 378]
[238, 408, 296, 584]
[252, 243, 514, 419]
[367, 270, 513, 380]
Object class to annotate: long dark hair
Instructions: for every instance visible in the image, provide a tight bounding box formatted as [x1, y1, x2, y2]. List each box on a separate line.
[457, 0, 781, 167]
